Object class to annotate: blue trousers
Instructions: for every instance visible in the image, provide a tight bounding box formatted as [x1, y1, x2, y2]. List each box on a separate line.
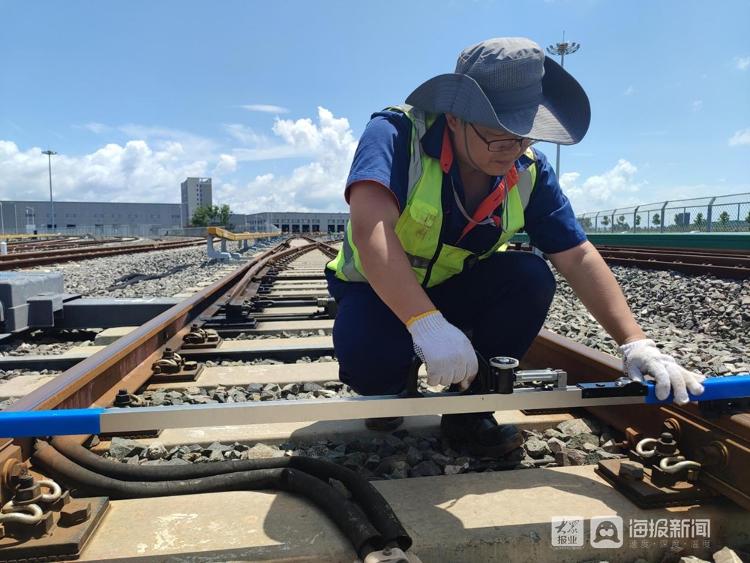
[325, 251, 556, 396]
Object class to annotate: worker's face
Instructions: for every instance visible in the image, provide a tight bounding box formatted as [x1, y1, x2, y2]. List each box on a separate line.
[445, 114, 533, 176]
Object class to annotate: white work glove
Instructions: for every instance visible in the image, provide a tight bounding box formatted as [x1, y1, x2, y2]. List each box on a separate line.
[619, 339, 705, 405]
[406, 310, 478, 388]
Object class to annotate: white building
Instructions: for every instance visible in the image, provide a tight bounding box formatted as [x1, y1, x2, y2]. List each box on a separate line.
[0, 200, 182, 236]
[180, 177, 212, 226]
[243, 212, 349, 233]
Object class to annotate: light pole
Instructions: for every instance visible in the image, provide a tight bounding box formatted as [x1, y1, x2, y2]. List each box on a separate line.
[42, 150, 57, 232]
[0, 202, 4, 236]
[546, 32, 580, 179]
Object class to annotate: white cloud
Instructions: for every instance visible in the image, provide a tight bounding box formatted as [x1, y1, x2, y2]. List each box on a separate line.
[232, 106, 355, 163]
[559, 159, 644, 212]
[116, 124, 217, 157]
[213, 154, 237, 175]
[734, 56, 750, 70]
[623, 85, 635, 96]
[691, 100, 703, 112]
[240, 104, 290, 114]
[729, 128, 750, 146]
[1, 107, 356, 213]
[0, 139, 208, 203]
[223, 107, 356, 213]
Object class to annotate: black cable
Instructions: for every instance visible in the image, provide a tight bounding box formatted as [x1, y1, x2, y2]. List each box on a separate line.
[49, 437, 411, 551]
[33, 442, 381, 558]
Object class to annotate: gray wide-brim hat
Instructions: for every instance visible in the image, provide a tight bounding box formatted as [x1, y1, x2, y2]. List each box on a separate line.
[405, 37, 590, 145]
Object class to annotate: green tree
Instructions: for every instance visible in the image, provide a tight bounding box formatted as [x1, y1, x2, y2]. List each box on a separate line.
[191, 205, 214, 227]
[693, 212, 705, 228]
[578, 217, 592, 231]
[601, 216, 610, 228]
[219, 204, 231, 226]
[634, 214, 642, 230]
[746, 210, 750, 226]
[652, 214, 661, 227]
[191, 204, 233, 227]
[719, 211, 729, 231]
[616, 215, 629, 230]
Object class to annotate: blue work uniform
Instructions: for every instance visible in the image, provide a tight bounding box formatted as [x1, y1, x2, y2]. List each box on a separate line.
[326, 109, 587, 395]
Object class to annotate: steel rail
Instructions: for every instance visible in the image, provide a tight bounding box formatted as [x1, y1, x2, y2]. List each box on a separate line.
[0, 243, 278, 461]
[223, 240, 324, 313]
[512, 243, 750, 278]
[6, 238, 123, 253]
[598, 249, 750, 267]
[308, 239, 341, 260]
[0, 239, 202, 261]
[525, 329, 750, 510]
[599, 258, 748, 278]
[0, 239, 205, 270]
[0, 239, 329, 464]
[595, 245, 750, 257]
[0, 237, 205, 262]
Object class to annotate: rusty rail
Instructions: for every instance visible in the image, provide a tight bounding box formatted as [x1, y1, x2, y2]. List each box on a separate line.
[0, 238, 329, 464]
[596, 249, 750, 278]
[5, 238, 124, 253]
[525, 329, 750, 511]
[511, 242, 750, 278]
[0, 238, 205, 270]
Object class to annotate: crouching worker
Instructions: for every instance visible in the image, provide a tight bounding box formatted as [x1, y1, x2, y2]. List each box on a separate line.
[325, 37, 705, 457]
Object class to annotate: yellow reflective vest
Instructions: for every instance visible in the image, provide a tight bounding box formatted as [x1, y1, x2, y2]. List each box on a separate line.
[327, 105, 538, 288]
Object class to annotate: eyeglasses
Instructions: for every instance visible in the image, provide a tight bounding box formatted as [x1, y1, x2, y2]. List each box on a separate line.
[468, 122, 536, 152]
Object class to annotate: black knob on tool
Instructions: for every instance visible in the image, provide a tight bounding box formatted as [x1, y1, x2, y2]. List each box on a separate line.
[488, 357, 519, 394]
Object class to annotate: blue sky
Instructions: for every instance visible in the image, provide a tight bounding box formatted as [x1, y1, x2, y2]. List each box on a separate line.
[1, 0, 749, 214]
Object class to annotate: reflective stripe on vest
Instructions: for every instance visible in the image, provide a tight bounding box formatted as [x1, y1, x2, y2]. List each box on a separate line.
[327, 105, 538, 287]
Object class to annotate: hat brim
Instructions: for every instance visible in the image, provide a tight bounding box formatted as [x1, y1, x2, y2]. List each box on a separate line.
[404, 57, 590, 145]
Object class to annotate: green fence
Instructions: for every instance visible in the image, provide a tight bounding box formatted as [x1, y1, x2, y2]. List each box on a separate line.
[576, 193, 750, 234]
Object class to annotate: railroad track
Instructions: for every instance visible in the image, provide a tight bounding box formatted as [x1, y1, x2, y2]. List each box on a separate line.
[0, 238, 206, 270]
[594, 245, 750, 278]
[513, 242, 750, 278]
[0, 237, 747, 562]
[5, 237, 131, 254]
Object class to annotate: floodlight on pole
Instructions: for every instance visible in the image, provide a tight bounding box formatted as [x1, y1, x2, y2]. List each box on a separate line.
[41, 150, 57, 232]
[546, 32, 580, 180]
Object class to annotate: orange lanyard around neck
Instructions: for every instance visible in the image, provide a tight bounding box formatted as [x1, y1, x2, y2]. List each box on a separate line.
[438, 125, 519, 243]
[457, 165, 518, 242]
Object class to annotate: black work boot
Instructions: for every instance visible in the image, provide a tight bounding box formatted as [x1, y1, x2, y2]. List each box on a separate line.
[440, 412, 523, 457]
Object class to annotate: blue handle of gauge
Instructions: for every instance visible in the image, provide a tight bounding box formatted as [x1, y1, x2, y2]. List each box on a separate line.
[0, 407, 104, 438]
[644, 374, 750, 404]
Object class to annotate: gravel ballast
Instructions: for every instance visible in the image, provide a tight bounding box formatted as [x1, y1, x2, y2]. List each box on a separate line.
[30, 245, 247, 299]
[0, 329, 98, 357]
[103, 415, 626, 478]
[546, 266, 749, 376]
